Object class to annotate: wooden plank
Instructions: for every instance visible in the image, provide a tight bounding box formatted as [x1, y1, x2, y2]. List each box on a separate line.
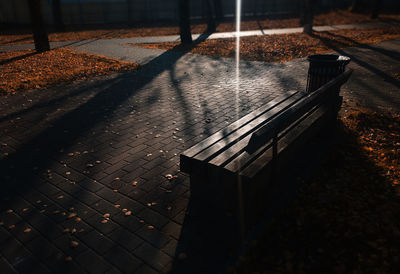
[240, 103, 329, 179]
[193, 91, 306, 163]
[180, 91, 301, 174]
[181, 90, 300, 159]
[246, 69, 352, 153]
[223, 99, 320, 174]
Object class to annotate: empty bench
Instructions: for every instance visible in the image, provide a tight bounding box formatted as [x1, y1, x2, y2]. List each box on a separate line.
[180, 70, 353, 229]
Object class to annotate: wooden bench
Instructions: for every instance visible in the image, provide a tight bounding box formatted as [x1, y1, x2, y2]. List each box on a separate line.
[180, 70, 353, 230]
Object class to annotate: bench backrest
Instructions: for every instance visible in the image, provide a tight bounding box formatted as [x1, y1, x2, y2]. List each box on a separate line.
[247, 69, 353, 153]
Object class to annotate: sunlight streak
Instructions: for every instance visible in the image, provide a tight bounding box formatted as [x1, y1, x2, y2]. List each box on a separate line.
[235, 0, 245, 242]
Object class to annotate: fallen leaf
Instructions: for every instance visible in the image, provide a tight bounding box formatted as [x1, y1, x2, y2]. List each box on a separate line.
[165, 174, 174, 180]
[68, 213, 77, 218]
[24, 227, 31, 233]
[125, 211, 132, 216]
[65, 256, 72, 261]
[178, 253, 187, 260]
[101, 219, 108, 224]
[71, 241, 79, 247]
[132, 181, 137, 186]
[147, 225, 154, 230]
[103, 213, 110, 218]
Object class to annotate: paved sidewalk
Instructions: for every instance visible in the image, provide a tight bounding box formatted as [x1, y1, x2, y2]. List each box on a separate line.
[0, 37, 399, 273]
[0, 47, 310, 273]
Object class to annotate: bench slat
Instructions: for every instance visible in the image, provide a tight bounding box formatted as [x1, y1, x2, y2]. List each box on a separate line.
[240, 103, 330, 179]
[194, 91, 306, 163]
[246, 69, 352, 153]
[181, 90, 300, 159]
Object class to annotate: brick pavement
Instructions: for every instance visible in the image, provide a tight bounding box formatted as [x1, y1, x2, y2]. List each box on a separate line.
[0, 49, 309, 273]
[0, 38, 399, 273]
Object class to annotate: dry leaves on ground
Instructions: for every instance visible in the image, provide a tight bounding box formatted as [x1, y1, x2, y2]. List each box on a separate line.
[1, 10, 399, 45]
[234, 108, 400, 273]
[0, 48, 139, 95]
[135, 26, 400, 63]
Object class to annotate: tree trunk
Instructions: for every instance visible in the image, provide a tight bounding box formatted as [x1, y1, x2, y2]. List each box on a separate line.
[371, 0, 382, 19]
[204, 0, 216, 33]
[28, 0, 50, 52]
[52, 0, 64, 32]
[213, 0, 223, 21]
[127, 0, 132, 25]
[302, 0, 314, 34]
[350, 0, 362, 13]
[179, 0, 192, 44]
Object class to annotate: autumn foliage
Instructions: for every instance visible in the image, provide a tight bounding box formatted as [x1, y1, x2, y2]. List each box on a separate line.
[136, 26, 400, 63]
[0, 48, 139, 95]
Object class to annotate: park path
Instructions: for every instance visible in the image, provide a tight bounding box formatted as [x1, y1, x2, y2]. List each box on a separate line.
[1, 21, 398, 65]
[0, 33, 399, 273]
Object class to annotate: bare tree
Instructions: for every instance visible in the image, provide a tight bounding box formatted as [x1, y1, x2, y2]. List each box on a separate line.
[371, 0, 382, 18]
[302, 0, 316, 34]
[213, 0, 223, 21]
[204, 0, 216, 33]
[349, 0, 362, 13]
[179, 0, 192, 44]
[127, 0, 132, 25]
[52, 0, 65, 32]
[28, 0, 50, 52]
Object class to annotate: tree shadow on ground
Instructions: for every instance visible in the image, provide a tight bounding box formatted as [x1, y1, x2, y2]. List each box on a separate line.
[0, 50, 41, 66]
[0, 32, 215, 272]
[309, 31, 400, 90]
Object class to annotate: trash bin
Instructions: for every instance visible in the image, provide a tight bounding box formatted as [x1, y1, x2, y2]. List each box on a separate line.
[306, 54, 351, 93]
